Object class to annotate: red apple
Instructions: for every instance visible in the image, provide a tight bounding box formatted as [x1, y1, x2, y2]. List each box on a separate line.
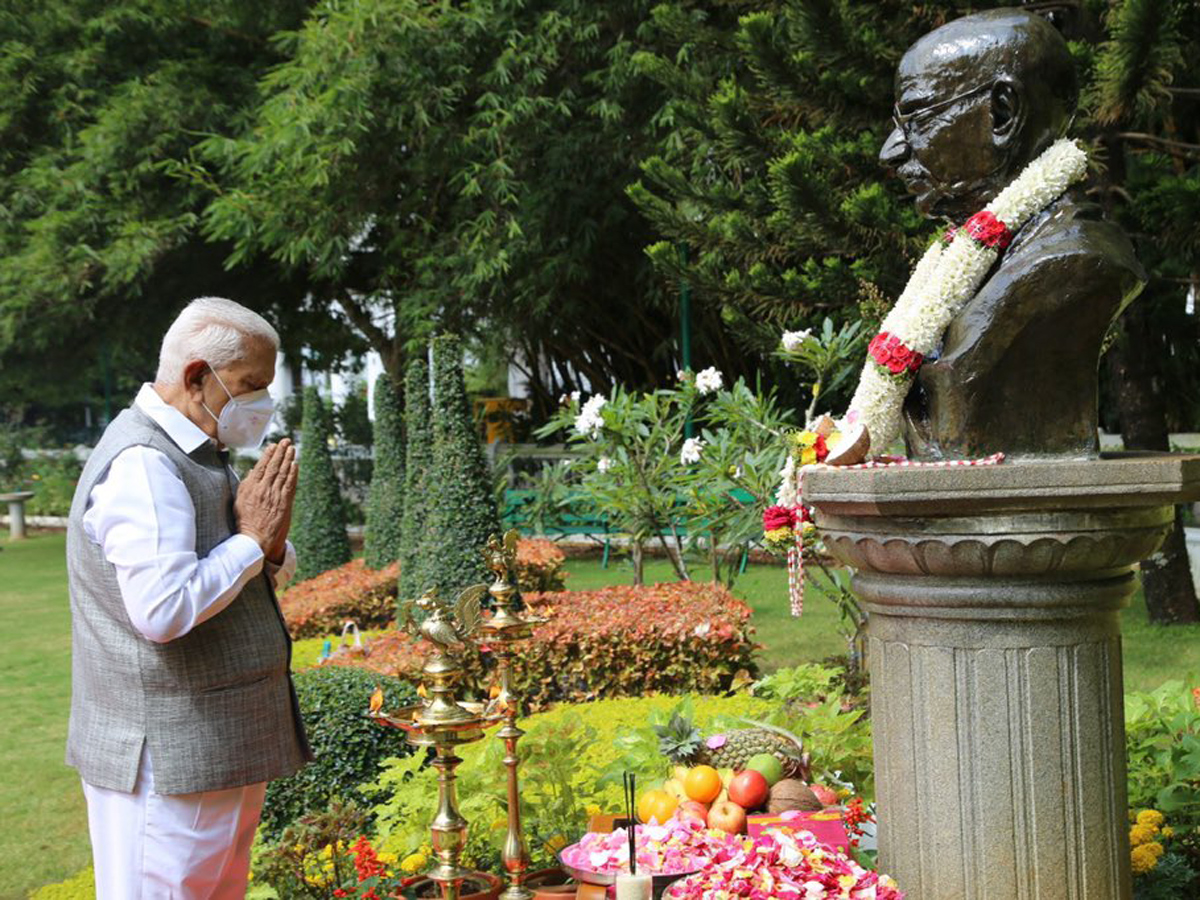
[706, 799, 747, 835]
[808, 783, 840, 808]
[728, 770, 770, 810]
[678, 800, 709, 826]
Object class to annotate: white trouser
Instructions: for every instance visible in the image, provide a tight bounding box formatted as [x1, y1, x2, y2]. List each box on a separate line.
[82, 745, 267, 899]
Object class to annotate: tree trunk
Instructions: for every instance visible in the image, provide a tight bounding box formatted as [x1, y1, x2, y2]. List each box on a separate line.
[631, 542, 644, 586]
[1107, 307, 1200, 623]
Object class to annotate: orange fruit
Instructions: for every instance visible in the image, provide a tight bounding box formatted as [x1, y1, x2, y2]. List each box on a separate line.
[684, 765, 722, 803]
[637, 789, 679, 824]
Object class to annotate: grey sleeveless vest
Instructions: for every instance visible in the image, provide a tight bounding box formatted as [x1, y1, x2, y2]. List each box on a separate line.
[66, 405, 312, 794]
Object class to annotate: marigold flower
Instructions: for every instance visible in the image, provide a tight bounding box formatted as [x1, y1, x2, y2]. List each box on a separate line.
[1131, 844, 1159, 874]
[1136, 809, 1165, 829]
[1129, 824, 1157, 846]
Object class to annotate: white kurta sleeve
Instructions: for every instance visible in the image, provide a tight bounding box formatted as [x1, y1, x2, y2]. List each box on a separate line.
[82, 445, 266, 643]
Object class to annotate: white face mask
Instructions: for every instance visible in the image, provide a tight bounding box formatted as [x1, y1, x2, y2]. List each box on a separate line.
[201, 365, 275, 450]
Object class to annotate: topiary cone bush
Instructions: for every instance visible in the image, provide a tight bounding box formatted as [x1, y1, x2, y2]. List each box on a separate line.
[398, 355, 434, 601]
[422, 334, 500, 597]
[259, 665, 417, 840]
[364, 372, 405, 569]
[293, 386, 352, 581]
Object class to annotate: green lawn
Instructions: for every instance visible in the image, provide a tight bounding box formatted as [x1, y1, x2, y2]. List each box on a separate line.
[0, 534, 91, 900]
[4, 532, 1199, 897]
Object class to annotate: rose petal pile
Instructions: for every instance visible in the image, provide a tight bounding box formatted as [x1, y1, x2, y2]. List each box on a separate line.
[663, 826, 904, 900]
[560, 817, 740, 877]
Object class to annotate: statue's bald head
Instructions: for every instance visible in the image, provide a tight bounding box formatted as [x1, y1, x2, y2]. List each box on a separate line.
[880, 9, 1078, 219]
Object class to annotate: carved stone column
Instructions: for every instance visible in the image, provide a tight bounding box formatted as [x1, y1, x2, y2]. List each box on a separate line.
[803, 456, 1200, 900]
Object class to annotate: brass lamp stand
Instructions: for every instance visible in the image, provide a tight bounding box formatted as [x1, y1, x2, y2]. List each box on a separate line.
[478, 531, 545, 900]
[372, 586, 493, 900]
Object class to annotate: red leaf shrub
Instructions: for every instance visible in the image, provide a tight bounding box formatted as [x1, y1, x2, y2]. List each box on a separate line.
[281, 559, 398, 639]
[324, 581, 759, 710]
[281, 540, 564, 640]
[515, 538, 568, 592]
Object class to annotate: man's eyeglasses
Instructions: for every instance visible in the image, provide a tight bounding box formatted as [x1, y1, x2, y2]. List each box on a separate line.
[892, 82, 994, 139]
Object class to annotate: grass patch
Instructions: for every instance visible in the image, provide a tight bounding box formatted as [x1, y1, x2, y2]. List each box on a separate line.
[0, 533, 91, 900]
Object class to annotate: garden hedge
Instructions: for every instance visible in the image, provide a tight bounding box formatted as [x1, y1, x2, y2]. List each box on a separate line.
[292, 387, 352, 581]
[421, 334, 500, 597]
[327, 581, 759, 709]
[259, 664, 418, 840]
[280, 558, 399, 639]
[398, 356, 433, 601]
[364, 372, 405, 569]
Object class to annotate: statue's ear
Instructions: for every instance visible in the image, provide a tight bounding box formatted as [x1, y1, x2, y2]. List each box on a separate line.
[991, 79, 1023, 143]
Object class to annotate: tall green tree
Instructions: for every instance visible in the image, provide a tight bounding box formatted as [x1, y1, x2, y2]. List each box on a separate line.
[628, 0, 952, 414]
[293, 386, 351, 581]
[198, 0, 745, 409]
[363, 373, 404, 569]
[398, 356, 433, 601]
[0, 0, 321, 417]
[1085, 0, 1200, 622]
[422, 335, 500, 598]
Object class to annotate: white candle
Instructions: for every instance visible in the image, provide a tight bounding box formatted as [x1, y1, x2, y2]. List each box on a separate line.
[615, 873, 652, 900]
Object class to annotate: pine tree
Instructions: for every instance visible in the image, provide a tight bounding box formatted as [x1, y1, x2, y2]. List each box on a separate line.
[421, 334, 500, 597]
[363, 373, 405, 569]
[293, 387, 352, 582]
[627, 0, 955, 413]
[398, 356, 434, 600]
[1086, 0, 1200, 622]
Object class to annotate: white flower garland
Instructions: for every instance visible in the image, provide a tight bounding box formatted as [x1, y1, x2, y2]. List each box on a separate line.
[838, 138, 1090, 454]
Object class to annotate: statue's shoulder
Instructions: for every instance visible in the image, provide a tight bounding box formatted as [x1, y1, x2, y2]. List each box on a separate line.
[1001, 193, 1145, 287]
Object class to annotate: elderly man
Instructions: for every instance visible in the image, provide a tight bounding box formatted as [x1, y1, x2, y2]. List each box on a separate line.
[881, 8, 1145, 460]
[66, 297, 312, 898]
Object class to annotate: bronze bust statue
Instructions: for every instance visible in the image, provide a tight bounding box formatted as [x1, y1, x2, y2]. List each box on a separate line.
[881, 8, 1145, 460]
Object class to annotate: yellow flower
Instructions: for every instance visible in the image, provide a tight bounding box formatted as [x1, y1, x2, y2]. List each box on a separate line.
[543, 834, 568, 855]
[1136, 809, 1165, 829]
[378, 852, 398, 866]
[1162, 826, 1174, 838]
[1144, 842, 1165, 859]
[764, 527, 793, 544]
[585, 804, 602, 817]
[1129, 824, 1157, 846]
[1131, 845, 1159, 874]
[322, 861, 334, 872]
[401, 852, 428, 874]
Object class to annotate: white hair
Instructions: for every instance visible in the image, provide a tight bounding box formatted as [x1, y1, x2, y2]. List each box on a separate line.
[156, 297, 280, 385]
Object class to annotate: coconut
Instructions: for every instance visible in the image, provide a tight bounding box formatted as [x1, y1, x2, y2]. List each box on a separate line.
[766, 779, 823, 814]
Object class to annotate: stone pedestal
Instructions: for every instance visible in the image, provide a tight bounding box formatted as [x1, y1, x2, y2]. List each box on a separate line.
[1, 491, 34, 540]
[803, 455, 1200, 900]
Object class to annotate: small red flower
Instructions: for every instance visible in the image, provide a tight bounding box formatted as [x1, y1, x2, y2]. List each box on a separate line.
[813, 434, 829, 462]
[763, 505, 797, 531]
[869, 331, 923, 376]
[963, 210, 1012, 249]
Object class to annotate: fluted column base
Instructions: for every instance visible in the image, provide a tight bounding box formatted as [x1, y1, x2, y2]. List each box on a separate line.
[802, 456, 1200, 900]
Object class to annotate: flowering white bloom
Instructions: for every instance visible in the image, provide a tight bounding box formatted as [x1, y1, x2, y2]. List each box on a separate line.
[680, 437, 706, 465]
[781, 329, 812, 352]
[694, 367, 723, 395]
[573, 394, 607, 438]
[838, 138, 1088, 454]
[775, 454, 801, 507]
[596, 456, 614, 473]
[571, 390, 581, 402]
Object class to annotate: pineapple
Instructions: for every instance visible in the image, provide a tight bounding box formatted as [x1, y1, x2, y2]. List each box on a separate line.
[699, 720, 810, 780]
[654, 712, 811, 781]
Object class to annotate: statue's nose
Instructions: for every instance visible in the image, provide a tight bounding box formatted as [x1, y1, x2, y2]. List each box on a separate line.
[879, 126, 908, 170]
